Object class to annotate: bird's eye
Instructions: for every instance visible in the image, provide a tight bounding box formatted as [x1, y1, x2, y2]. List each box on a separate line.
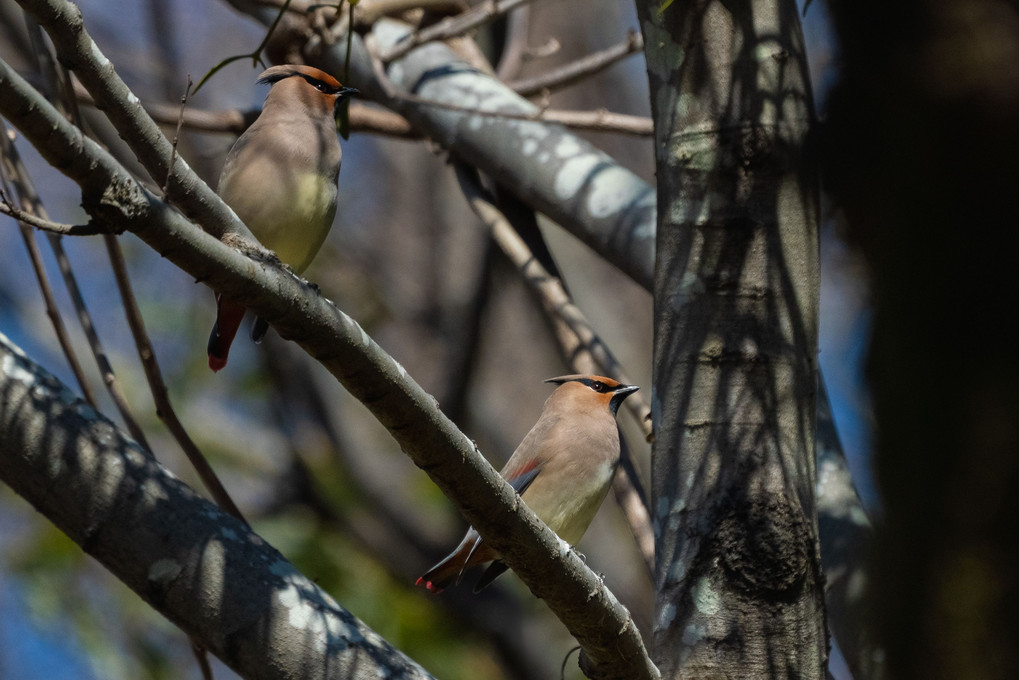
[592, 381, 607, 393]
[304, 77, 335, 94]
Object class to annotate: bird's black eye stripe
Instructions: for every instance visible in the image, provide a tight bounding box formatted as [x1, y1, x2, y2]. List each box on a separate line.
[301, 75, 339, 94]
[577, 378, 612, 393]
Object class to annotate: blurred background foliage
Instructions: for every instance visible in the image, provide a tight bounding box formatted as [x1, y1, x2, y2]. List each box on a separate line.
[0, 0, 868, 678]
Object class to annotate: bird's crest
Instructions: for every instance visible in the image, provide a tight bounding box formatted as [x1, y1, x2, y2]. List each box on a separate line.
[256, 65, 356, 99]
[545, 374, 638, 413]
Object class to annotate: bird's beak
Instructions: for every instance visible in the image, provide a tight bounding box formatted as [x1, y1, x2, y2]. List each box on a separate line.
[337, 86, 359, 99]
[609, 384, 639, 414]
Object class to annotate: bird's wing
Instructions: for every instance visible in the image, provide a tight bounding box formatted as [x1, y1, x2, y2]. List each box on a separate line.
[503, 457, 543, 495]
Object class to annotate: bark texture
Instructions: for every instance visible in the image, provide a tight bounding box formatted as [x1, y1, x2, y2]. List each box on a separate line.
[0, 333, 433, 680]
[638, 0, 827, 677]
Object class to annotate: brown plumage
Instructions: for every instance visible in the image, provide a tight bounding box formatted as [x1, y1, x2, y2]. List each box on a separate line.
[207, 65, 357, 371]
[417, 375, 638, 593]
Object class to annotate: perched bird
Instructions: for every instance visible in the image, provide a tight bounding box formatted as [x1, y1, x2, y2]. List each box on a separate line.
[207, 64, 357, 371]
[417, 375, 639, 593]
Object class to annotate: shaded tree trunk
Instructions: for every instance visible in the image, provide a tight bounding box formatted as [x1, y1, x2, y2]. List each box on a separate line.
[824, 0, 1019, 678]
[638, 0, 827, 676]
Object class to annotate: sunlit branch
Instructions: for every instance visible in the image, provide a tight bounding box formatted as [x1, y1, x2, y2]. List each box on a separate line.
[0, 54, 660, 680]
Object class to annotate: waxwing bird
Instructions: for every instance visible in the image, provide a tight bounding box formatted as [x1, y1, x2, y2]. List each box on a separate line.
[207, 64, 357, 371]
[416, 375, 639, 593]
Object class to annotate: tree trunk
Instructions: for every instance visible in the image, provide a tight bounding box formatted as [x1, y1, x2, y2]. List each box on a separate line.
[824, 0, 1019, 677]
[638, 0, 827, 677]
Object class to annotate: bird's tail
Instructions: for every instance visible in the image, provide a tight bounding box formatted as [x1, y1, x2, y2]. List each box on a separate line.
[207, 295, 246, 372]
[416, 533, 497, 593]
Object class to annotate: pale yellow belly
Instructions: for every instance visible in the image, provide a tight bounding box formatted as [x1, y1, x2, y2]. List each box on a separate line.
[223, 165, 338, 274]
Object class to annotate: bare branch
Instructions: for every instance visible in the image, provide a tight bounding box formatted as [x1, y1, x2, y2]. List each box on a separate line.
[0, 80, 151, 452]
[0, 124, 98, 404]
[508, 29, 644, 96]
[378, 0, 537, 62]
[0, 191, 107, 235]
[367, 38, 653, 135]
[539, 108, 652, 136]
[104, 233, 249, 525]
[0, 332, 435, 680]
[0, 56, 659, 680]
[162, 75, 193, 197]
[494, 0, 529, 80]
[17, 0, 256, 244]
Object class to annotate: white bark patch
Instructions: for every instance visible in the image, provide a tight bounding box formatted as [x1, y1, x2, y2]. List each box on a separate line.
[682, 621, 708, 647]
[554, 153, 601, 201]
[586, 166, 646, 219]
[692, 576, 720, 615]
[148, 558, 182, 585]
[141, 477, 170, 502]
[554, 136, 583, 158]
[271, 560, 358, 653]
[90, 41, 111, 69]
[1, 349, 33, 384]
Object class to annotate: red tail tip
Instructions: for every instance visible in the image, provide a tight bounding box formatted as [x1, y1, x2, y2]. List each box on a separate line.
[415, 577, 443, 594]
[209, 355, 227, 372]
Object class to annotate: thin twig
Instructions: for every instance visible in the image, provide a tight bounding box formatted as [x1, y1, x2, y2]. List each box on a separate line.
[453, 162, 655, 575]
[193, 0, 293, 94]
[28, 20, 246, 528]
[349, 0, 467, 29]
[190, 639, 215, 680]
[73, 79, 416, 138]
[507, 29, 644, 96]
[104, 227, 249, 525]
[22, 20, 154, 450]
[368, 41, 653, 136]
[494, 1, 530, 81]
[379, 0, 537, 62]
[1, 58, 659, 676]
[0, 123, 98, 406]
[163, 75, 193, 197]
[0, 193, 108, 235]
[56, 38, 249, 525]
[539, 108, 652, 136]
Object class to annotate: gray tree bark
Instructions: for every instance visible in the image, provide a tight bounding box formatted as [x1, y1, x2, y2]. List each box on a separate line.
[637, 0, 827, 677]
[0, 332, 434, 680]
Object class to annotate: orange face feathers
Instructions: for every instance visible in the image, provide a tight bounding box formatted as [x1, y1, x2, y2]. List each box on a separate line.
[256, 65, 358, 116]
[544, 374, 639, 414]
